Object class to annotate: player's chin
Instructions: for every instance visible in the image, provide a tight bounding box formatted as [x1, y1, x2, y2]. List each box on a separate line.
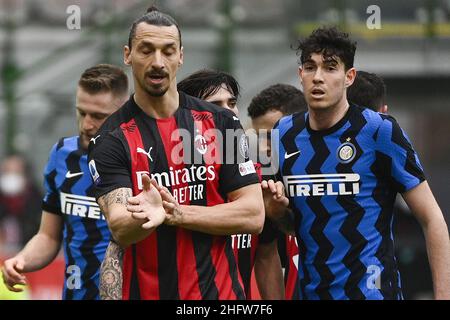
[80, 135, 90, 149]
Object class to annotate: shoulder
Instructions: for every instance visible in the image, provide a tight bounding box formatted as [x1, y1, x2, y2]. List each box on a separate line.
[274, 111, 307, 132]
[182, 93, 238, 122]
[51, 136, 79, 155]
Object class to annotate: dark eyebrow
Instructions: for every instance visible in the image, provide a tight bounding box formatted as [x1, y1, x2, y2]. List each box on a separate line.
[138, 40, 177, 49]
[76, 107, 109, 118]
[323, 59, 338, 65]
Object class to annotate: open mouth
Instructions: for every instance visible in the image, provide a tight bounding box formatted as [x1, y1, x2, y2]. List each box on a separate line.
[311, 88, 325, 98]
[147, 74, 166, 85]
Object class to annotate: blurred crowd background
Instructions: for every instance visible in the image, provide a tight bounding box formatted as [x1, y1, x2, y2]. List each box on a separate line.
[0, 0, 449, 299]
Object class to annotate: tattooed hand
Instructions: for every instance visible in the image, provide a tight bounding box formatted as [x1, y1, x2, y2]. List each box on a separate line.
[99, 240, 124, 300]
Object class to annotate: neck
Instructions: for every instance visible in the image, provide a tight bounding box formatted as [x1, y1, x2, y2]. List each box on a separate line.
[308, 97, 350, 131]
[134, 84, 179, 119]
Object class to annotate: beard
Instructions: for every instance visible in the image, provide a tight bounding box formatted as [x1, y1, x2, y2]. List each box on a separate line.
[144, 84, 168, 97]
[140, 69, 171, 97]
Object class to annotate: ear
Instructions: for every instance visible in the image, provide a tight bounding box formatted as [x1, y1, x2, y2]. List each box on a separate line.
[379, 104, 388, 114]
[298, 66, 303, 84]
[178, 46, 184, 67]
[124, 45, 131, 66]
[344, 67, 356, 88]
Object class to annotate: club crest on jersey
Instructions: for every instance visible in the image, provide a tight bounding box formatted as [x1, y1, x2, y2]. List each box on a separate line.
[88, 160, 101, 185]
[195, 132, 208, 155]
[337, 142, 356, 163]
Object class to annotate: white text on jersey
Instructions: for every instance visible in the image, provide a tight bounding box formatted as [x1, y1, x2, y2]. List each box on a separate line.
[60, 192, 105, 220]
[283, 173, 360, 197]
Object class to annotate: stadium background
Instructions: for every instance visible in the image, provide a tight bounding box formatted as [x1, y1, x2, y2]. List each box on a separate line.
[0, 0, 449, 300]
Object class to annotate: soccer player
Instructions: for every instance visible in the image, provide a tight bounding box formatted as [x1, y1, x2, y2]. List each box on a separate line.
[177, 69, 284, 299]
[1, 64, 129, 299]
[248, 83, 307, 299]
[347, 70, 388, 113]
[265, 27, 450, 299]
[88, 7, 264, 300]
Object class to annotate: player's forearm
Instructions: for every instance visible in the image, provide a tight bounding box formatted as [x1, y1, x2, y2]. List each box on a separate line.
[108, 209, 154, 247]
[422, 216, 450, 299]
[17, 233, 61, 273]
[254, 243, 285, 299]
[178, 197, 264, 235]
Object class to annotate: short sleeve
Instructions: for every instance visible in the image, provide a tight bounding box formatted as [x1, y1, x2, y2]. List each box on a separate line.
[42, 142, 61, 215]
[88, 132, 132, 200]
[219, 113, 260, 195]
[376, 116, 426, 193]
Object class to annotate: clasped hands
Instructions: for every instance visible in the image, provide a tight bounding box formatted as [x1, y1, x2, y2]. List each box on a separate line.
[126, 174, 182, 230]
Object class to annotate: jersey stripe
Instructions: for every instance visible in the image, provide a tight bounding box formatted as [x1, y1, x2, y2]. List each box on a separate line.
[120, 118, 156, 299]
[157, 115, 202, 299]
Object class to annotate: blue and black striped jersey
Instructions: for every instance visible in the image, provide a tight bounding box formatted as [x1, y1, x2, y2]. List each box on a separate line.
[42, 136, 110, 300]
[274, 104, 425, 300]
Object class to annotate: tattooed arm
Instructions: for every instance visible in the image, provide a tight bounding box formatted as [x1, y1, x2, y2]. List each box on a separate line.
[99, 240, 124, 300]
[98, 184, 164, 247]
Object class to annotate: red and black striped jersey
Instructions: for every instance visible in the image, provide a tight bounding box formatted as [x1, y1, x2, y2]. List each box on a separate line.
[284, 235, 300, 300]
[88, 92, 259, 300]
[231, 163, 279, 300]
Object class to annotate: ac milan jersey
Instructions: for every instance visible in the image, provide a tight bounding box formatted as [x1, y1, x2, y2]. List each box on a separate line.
[231, 162, 278, 299]
[42, 136, 110, 300]
[274, 104, 425, 300]
[284, 235, 300, 300]
[88, 92, 259, 300]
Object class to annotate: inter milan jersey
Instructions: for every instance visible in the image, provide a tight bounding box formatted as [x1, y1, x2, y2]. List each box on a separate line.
[274, 104, 425, 300]
[42, 136, 110, 300]
[89, 92, 259, 300]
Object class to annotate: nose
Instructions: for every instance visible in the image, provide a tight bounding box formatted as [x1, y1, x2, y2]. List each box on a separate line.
[312, 68, 324, 84]
[152, 50, 164, 70]
[82, 114, 95, 132]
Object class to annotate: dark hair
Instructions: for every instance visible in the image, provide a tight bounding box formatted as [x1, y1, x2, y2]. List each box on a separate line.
[177, 69, 240, 100]
[128, 6, 182, 49]
[248, 84, 307, 119]
[78, 64, 129, 98]
[296, 26, 356, 71]
[347, 71, 386, 111]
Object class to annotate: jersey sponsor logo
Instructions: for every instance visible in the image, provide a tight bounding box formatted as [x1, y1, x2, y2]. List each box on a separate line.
[137, 147, 153, 162]
[284, 150, 300, 159]
[337, 141, 356, 163]
[231, 234, 252, 249]
[65, 171, 83, 179]
[135, 165, 216, 203]
[238, 160, 256, 176]
[283, 173, 360, 197]
[88, 160, 101, 185]
[60, 192, 105, 220]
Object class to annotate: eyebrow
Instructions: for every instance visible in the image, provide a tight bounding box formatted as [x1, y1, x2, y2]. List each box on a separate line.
[76, 107, 109, 117]
[138, 40, 177, 48]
